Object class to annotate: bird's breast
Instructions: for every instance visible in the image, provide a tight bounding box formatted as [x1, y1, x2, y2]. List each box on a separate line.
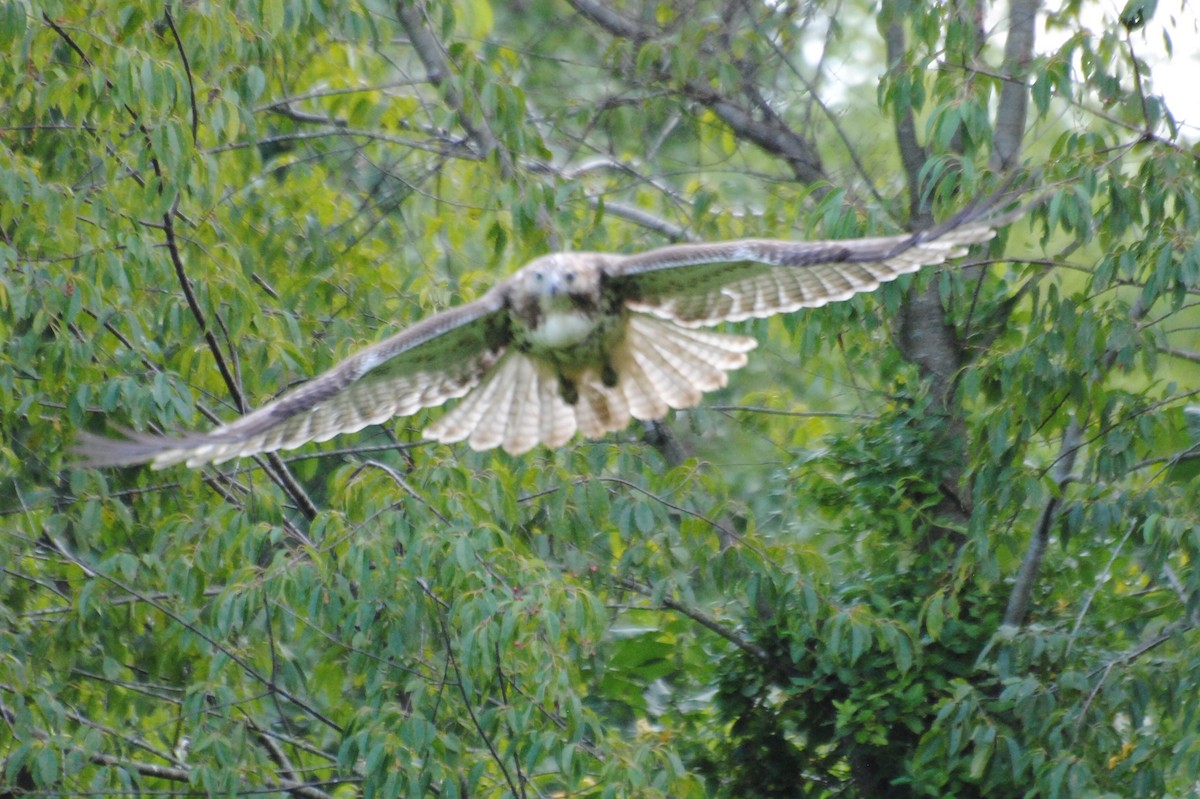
[524, 310, 600, 349]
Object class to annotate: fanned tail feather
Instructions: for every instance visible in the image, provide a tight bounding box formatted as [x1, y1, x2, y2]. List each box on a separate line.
[615, 349, 670, 420]
[498, 356, 540, 453]
[538, 368, 577, 449]
[424, 353, 515, 446]
[616, 314, 755, 418]
[424, 315, 755, 454]
[425, 352, 576, 455]
[467, 357, 524, 451]
[574, 378, 630, 439]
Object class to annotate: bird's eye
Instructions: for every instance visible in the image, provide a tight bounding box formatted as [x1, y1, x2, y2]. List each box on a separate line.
[533, 271, 543, 282]
[565, 272, 576, 284]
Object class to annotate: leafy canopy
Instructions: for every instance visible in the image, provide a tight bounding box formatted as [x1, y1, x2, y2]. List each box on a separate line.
[2, 1, 1199, 798]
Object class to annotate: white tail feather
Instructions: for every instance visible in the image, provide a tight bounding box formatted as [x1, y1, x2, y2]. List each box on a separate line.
[575, 378, 630, 439]
[501, 356, 543, 454]
[617, 352, 670, 420]
[425, 352, 576, 454]
[617, 315, 754, 416]
[468, 356, 522, 451]
[424, 352, 514, 444]
[537, 367, 577, 450]
[425, 315, 756, 453]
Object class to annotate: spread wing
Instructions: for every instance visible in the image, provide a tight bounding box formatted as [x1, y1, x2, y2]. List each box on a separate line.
[75, 291, 509, 469]
[608, 222, 996, 327]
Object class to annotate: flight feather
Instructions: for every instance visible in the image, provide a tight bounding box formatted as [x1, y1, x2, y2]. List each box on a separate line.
[76, 213, 1003, 467]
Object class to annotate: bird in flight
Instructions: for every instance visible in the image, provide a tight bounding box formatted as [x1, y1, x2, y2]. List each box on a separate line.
[76, 213, 1000, 468]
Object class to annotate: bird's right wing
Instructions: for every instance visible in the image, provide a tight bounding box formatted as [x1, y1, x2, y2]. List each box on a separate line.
[607, 223, 996, 327]
[75, 291, 510, 469]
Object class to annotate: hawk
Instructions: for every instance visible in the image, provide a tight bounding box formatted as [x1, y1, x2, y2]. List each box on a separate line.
[76, 216, 999, 468]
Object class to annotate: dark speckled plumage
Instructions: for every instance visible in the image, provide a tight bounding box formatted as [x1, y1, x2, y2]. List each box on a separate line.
[76, 214, 1001, 467]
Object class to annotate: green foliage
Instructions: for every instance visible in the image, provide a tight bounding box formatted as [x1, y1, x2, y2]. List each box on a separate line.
[3, 0, 1200, 797]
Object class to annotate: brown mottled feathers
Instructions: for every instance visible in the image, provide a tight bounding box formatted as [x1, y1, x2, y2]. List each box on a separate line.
[611, 225, 995, 325]
[424, 315, 755, 454]
[75, 293, 507, 468]
[76, 216, 999, 468]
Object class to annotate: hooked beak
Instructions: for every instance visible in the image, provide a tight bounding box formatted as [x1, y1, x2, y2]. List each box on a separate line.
[539, 272, 566, 299]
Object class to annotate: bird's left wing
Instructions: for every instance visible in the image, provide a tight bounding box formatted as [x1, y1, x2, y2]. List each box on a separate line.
[606, 222, 996, 327]
[75, 291, 509, 469]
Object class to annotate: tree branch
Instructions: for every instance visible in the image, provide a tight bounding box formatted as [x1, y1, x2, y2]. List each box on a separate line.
[0, 698, 338, 799]
[569, 0, 825, 185]
[393, 1, 513, 177]
[683, 80, 826, 185]
[162, 6, 199, 145]
[992, 0, 1038, 170]
[884, 14, 928, 221]
[614, 575, 768, 661]
[1003, 418, 1081, 627]
[566, 0, 656, 40]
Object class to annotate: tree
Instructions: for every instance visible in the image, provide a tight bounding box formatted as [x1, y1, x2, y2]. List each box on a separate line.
[2, 0, 1198, 797]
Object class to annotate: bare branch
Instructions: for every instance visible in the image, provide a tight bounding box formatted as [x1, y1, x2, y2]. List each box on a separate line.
[684, 80, 826, 185]
[569, 0, 825, 185]
[162, 6, 199, 145]
[565, 0, 658, 40]
[268, 103, 348, 127]
[593, 200, 697, 242]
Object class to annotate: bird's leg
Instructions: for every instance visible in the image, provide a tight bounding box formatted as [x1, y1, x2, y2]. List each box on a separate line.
[559, 376, 579, 405]
[600, 361, 618, 388]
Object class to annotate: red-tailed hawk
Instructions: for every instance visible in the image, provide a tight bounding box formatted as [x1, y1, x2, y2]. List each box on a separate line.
[76, 217, 999, 468]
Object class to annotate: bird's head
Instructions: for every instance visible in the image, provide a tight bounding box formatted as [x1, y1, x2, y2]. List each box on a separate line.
[514, 253, 605, 312]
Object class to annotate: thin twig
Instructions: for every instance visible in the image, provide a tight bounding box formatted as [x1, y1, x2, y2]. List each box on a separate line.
[614, 575, 768, 661]
[1003, 418, 1081, 627]
[162, 6, 199, 144]
[426, 585, 524, 799]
